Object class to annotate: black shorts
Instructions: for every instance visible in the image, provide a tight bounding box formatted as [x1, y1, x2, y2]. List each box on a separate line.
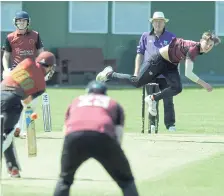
[60, 131, 135, 188]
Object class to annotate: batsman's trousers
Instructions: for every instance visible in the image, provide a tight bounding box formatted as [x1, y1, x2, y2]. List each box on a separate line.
[1, 91, 23, 169]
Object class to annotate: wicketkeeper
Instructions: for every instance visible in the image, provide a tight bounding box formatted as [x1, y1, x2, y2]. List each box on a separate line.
[1, 51, 56, 177]
[53, 81, 139, 196]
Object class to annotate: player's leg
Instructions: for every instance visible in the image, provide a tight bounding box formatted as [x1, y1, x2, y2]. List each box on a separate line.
[96, 54, 165, 88]
[145, 82, 160, 133]
[3, 140, 21, 177]
[149, 66, 182, 102]
[92, 133, 139, 196]
[157, 78, 176, 131]
[14, 111, 23, 137]
[145, 65, 181, 117]
[1, 91, 23, 177]
[54, 132, 89, 196]
[2, 113, 22, 177]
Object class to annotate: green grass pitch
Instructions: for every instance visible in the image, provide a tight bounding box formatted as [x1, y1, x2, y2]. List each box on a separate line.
[2, 87, 224, 196]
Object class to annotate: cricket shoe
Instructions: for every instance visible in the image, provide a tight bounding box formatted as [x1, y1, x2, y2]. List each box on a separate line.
[150, 125, 156, 133]
[8, 167, 21, 178]
[168, 126, 176, 132]
[96, 66, 113, 82]
[145, 95, 157, 116]
[19, 131, 27, 139]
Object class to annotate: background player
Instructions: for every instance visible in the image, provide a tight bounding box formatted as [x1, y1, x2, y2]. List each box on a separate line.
[53, 80, 139, 196]
[2, 10, 44, 138]
[1, 51, 56, 177]
[96, 31, 221, 116]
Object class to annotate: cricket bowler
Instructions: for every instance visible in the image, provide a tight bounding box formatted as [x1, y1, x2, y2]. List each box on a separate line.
[96, 31, 221, 116]
[1, 51, 56, 177]
[53, 80, 139, 196]
[135, 11, 177, 132]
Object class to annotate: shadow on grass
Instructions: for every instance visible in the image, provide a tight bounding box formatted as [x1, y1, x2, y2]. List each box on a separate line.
[46, 84, 224, 90]
[36, 136, 224, 145]
[2, 176, 113, 182]
[133, 138, 224, 145]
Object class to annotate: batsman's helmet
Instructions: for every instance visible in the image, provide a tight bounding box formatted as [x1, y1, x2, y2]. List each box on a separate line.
[36, 51, 56, 67]
[15, 11, 30, 21]
[36, 51, 56, 81]
[86, 80, 107, 95]
[14, 11, 30, 29]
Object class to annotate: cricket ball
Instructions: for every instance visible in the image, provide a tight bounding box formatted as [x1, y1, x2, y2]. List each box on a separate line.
[31, 113, 38, 120]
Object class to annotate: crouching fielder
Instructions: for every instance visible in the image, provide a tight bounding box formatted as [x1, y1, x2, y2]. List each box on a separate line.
[53, 81, 139, 196]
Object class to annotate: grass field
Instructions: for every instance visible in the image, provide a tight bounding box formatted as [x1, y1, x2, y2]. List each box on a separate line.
[34, 87, 224, 134]
[1, 87, 224, 196]
[139, 152, 224, 196]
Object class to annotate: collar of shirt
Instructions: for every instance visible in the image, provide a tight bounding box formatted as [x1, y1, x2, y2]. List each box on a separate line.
[148, 29, 171, 48]
[149, 28, 165, 37]
[15, 29, 31, 36]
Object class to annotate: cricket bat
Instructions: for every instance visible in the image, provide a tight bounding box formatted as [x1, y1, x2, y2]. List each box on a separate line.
[25, 106, 37, 157]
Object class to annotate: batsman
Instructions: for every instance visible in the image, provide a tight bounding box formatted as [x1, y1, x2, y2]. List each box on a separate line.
[1, 51, 56, 177]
